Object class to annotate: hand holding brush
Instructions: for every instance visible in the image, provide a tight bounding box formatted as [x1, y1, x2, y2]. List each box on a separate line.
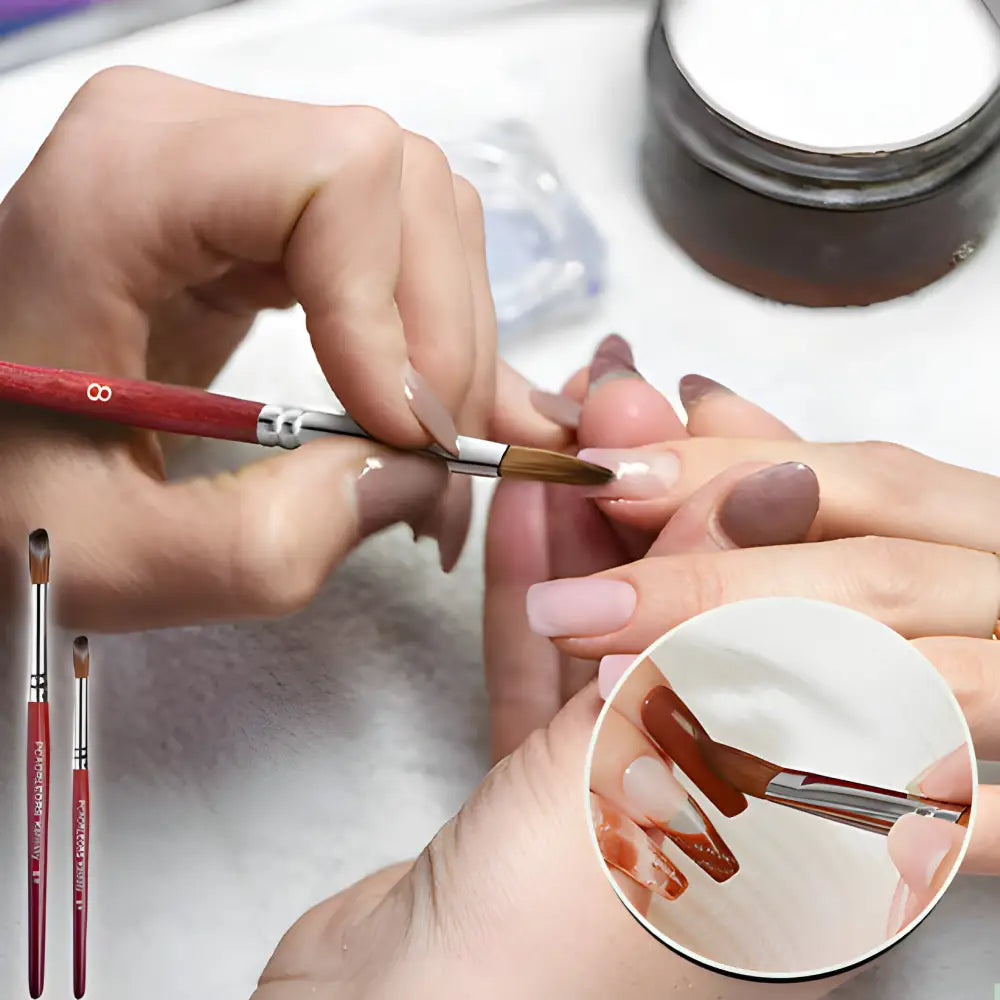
[0, 68, 593, 631]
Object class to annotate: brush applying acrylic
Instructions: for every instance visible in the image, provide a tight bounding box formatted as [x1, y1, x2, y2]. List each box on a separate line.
[0, 362, 612, 487]
[643, 685, 969, 836]
[72, 637, 91, 999]
[26, 529, 51, 999]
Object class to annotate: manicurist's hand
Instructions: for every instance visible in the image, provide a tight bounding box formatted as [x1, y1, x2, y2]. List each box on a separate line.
[0, 66, 567, 629]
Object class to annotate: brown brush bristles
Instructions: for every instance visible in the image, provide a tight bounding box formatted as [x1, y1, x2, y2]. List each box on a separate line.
[704, 743, 783, 799]
[28, 528, 50, 585]
[72, 637, 90, 679]
[498, 446, 614, 486]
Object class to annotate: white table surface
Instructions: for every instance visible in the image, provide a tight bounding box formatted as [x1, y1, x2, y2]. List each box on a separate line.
[0, 1, 998, 998]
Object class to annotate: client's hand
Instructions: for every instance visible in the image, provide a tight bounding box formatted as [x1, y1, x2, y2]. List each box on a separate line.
[0, 67, 565, 630]
[487, 338, 819, 760]
[524, 375, 1000, 884]
[253, 506, 843, 1000]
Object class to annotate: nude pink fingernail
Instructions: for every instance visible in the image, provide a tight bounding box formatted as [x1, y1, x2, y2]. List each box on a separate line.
[906, 744, 974, 801]
[575, 448, 680, 499]
[403, 362, 460, 456]
[598, 654, 637, 699]
[526, 579, 637, 637]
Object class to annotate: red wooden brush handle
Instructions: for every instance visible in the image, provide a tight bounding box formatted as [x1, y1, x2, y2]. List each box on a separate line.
[72, 770, 90, 999]
[27, 703, 49, 1000]
[0, 360, 263, 443]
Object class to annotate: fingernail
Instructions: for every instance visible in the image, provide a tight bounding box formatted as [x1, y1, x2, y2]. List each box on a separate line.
[886, 876, 910, 936]
[623, 756, 740, 882]
[906, 745, 973, 800]
[575, 448, 680, 499]
[641, 686, 748, 818]
[412, 476, 471, 573]
[598, 654, 637, 699]
[715, 463, 819, 548]
[529, 389, 581, 429]
[591, 794, 687, 901]
[678, 374, 732, 409]
[589, 334, 642, 389]
[353, 454, 449, 541]
[403, 362, 460, 456]
[887, 814, 964, 898]
[526, 578, 636, 637]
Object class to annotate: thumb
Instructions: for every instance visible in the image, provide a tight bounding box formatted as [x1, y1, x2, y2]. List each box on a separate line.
[55, 437, 453, 630]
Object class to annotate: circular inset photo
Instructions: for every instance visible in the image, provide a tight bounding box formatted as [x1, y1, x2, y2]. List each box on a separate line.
[585, 597, 976, 981]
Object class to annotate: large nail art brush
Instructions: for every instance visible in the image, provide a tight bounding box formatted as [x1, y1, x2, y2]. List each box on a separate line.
[0, 362, 612, 487]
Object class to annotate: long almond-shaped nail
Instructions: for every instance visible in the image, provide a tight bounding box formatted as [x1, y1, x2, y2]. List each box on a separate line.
[413, 476, 472, 573]
[641, 686, 748, 818]
[574, 448, 680, 499]
[598, 654, 637, 700]
[403, 362, 460, 456]
[526, 579, 636, 637]
[715, 463, 819, 548]
[678, 373, 732, 409]
[887, 813, 965, 903]
[528, 389, 581, 429]
[623, 755, 739, 882]
[589, 334, 642, 389]
[590, 794, 687, 901]
[905, 744, 975, 801]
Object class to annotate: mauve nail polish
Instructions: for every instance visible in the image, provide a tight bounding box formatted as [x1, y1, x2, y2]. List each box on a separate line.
[589, 333, 641, 387]
[678, 373, 732, 408]
[716, 462, 819, 548]
[528, 388, 582, 429]
[354, 454, 448, 541]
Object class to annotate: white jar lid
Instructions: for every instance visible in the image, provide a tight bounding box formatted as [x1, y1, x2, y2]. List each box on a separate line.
[663, 0, 1000, 153]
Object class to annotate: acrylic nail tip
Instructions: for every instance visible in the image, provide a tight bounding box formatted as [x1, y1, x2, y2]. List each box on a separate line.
[678, 373, 731, 408]
[589, 333, 640, 387]
[657, 805, 740, 883]
[402, 362, 460, 456]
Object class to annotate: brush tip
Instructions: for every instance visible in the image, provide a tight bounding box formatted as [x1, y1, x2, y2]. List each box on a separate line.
[73, 636, 90, 679]
[498, 446, 614, 486]
[28, 528, 50, 584]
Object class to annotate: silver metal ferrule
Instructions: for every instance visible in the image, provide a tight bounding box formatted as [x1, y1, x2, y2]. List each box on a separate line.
[764, 771, 968, 836]
[29, 583, 47, 704]
[73, 677, 89, 770]
[256, 403, 509, 478]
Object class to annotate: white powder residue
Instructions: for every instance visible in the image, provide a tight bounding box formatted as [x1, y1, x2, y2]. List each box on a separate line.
[664, 0, 1000, 152]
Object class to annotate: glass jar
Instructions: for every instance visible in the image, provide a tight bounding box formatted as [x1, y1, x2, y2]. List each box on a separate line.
[642, 0, 1000, 306]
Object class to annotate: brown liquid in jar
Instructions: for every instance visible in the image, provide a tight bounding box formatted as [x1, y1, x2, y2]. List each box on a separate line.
[642, 10, 1000, 306]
